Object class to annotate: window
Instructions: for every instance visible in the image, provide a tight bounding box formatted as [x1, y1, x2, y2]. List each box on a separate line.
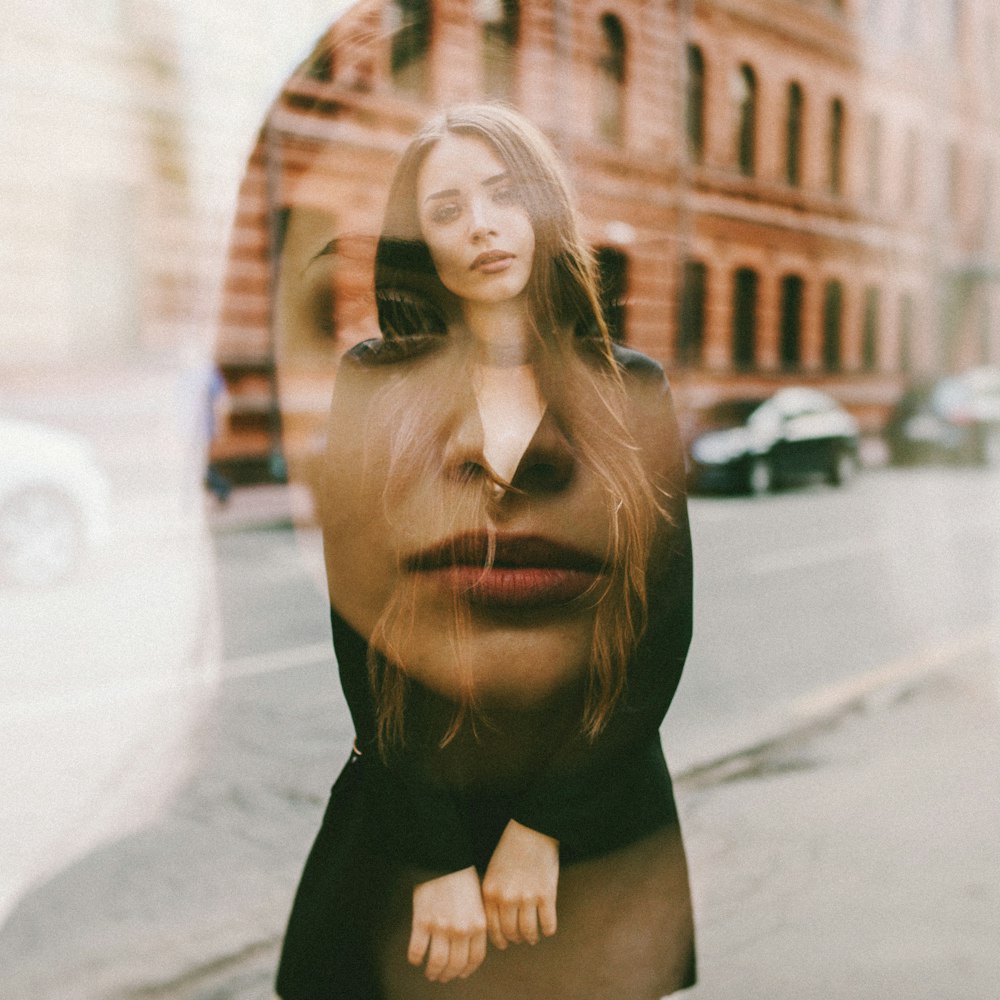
[901, 126, 919, 210]
[596, 247, 628, 342]
[734, 65, 757, 176]
[786, 82, 804, 187]
[948, 142, 962, 220]
[307, 46, 334, 82]
[862, 286, 880, 370]
[685, 45, 706, 164]
[597, 15, 627, 145]
[732, 268, 758, 369]
[677, 260, 707, 366]
[979, 158, 995, 250]
[950, 0, 964, 57]
[478, 0, 519, 100]
[822, 280, 843, 371]
[865, 113, 882, 205]
[899, 292, 914, 373]
[780, 275, 804, 370]
[828, 98, 844, 195]
[391, 0, 431, 96]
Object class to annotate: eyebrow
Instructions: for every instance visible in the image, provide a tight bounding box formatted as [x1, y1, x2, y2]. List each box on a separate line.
[423, 172, 510, 204]
[303, 239, 337, 274]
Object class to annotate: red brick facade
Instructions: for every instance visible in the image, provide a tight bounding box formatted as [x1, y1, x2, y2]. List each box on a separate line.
[214, 0, 1000, 479]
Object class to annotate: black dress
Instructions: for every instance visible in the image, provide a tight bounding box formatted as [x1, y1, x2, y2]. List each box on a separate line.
[276, 351, 695, 1000]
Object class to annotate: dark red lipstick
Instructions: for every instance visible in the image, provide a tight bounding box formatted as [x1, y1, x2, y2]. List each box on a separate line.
[405, 533, 606, 609]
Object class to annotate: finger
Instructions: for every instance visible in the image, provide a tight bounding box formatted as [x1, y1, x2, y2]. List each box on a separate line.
[424, 933, 450, 982]
[499, 901, 522, 944]
[486, 903, 508, 950]
[538, 895, 558, 938]
[518, 900, 540, 945]
[465, 929, 488, 977]
[407, 922, 430, 967]
[439, 934, 469, 984]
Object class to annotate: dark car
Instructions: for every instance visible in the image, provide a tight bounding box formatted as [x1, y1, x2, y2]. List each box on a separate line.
[686, 388, 860, 495]
[885, 367, 1000, 467]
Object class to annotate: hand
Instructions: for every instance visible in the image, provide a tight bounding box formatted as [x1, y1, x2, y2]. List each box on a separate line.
[408, 866, 488, 983]
[482, 819, 559, 949]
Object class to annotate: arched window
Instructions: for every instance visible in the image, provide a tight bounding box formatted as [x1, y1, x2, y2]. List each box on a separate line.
[862, 286, 880, 370]
[677, 260, 707, 366]
[899, 291, 914, 373]
[822, 280, 843, 371]
[950, 0, 964, 57]
[786, 82, 804, 186]
[902, 126, 918, 209]
[307, 46, 334, 83]
[391, 0, 431, 96]
[780, 275, 804, 370]
[734, 65, 757, 176]
[685, 45, 706, 164]
[596, 247, 628, 342]
[829, 98, 844, 195]
[866, 113, 882, 205]
[597, 14, 627, 145]
[478, 0, 519, 100]
[732, 267, 758, 369]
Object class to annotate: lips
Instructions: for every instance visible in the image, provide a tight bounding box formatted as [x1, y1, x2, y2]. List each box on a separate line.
[405, 533, 607, 609]
[470, 250, 515, 273]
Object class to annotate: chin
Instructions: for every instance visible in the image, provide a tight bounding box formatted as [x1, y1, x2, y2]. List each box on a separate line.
[399, 616, 593, 708]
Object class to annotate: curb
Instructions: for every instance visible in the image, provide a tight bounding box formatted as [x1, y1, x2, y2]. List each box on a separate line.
[669, 622, 1000, 785]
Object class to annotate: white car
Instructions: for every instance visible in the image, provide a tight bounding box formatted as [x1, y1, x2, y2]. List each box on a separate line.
[0, 417, 110, 585]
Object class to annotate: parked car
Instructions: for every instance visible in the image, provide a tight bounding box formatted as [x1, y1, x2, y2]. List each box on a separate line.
[686, 388, 861, 495]
[885, 366, 1000, 467]
[0, 417, 110, 585]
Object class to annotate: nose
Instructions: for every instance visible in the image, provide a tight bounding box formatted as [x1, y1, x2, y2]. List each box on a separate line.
[468, 195, 496, 241]
[473, 362, 546, 485]
[445, 359, 574, 496]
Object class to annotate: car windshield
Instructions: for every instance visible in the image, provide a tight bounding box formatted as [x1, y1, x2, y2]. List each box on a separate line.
[696, 399, 762, 430]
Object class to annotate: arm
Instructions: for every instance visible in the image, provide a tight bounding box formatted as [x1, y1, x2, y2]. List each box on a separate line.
[408, 866, 488, 982]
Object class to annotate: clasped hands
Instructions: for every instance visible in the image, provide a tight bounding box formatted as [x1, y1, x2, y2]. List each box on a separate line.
[407, 819, 559, 983]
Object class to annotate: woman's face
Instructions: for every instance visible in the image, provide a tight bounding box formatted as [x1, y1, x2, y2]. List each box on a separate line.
[276, 159, 674, 710]
[416, 133, 535, 308]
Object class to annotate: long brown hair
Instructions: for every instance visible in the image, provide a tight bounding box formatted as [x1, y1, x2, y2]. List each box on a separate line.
[364, 104, 668, 753]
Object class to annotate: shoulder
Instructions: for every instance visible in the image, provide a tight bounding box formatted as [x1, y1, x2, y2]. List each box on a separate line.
[610, 344, 667, 384]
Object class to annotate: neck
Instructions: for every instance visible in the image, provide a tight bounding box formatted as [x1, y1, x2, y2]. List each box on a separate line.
[462, 297, 534, 365]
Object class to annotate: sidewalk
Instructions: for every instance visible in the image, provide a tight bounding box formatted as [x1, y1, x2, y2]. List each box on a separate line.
[81, 640, 995, 1000]
[675, 647, 1000, 1000]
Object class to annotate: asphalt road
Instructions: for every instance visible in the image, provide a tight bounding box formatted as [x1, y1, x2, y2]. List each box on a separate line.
[1, 465, 997, 999]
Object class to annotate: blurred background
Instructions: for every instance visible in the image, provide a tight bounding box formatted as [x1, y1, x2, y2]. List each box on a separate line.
[2, 1, 998, 998]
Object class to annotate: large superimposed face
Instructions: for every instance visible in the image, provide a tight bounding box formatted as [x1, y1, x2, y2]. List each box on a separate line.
[275, 163, 675, 711]
[416, 133, 535, 308]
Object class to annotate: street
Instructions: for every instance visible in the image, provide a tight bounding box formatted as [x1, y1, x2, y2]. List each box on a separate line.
[1, 465, 998, 999]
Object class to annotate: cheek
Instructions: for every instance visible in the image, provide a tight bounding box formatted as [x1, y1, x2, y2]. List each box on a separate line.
[320, 379, 397, 622]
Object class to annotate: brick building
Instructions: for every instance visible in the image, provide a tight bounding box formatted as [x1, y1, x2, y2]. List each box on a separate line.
[213, 0, 1000, 480]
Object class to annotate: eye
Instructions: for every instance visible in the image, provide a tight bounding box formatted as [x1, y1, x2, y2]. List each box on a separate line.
[492, 184, 519, 206]
[429, 201, 461, 225]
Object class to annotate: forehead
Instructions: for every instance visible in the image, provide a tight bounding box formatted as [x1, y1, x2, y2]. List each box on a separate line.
[417, 133, 507, 199]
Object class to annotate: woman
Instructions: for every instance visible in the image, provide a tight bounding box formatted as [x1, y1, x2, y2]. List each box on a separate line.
[231, 92, 696, 996]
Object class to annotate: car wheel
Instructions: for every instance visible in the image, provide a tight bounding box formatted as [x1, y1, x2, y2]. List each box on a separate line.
[0, 486, 85, 586]
[748, 458, 773, 496]
[827, 448, 857, 487]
